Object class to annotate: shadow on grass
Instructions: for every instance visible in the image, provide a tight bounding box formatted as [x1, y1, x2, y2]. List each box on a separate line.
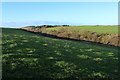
[2, 28, 119, 79]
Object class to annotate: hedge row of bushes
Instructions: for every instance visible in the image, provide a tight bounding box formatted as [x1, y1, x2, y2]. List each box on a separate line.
[21, 25, 69, 30]
[21, 26, 120, 47]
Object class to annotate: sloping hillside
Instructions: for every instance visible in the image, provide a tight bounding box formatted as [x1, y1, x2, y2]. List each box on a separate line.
[2, 28, 119, 79]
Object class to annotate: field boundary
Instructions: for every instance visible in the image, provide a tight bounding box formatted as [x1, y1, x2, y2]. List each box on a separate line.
[21, 29, 119, 48]
[21, 26, 120, 47]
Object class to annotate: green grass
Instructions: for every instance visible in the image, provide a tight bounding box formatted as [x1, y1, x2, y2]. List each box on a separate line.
[72, 26, 118, 34]
[46, 26, 118, 34]
[45, 27, 65, 30]
[2, 28, 119, 79]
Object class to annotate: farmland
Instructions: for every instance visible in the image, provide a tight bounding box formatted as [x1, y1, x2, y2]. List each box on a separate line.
[46, 26, 118, 34]
[2, 28, 119, 79]
[37, 26, 120, 47]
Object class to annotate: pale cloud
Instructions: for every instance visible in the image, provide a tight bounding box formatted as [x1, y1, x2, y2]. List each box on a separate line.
[2, 21, 74, 28]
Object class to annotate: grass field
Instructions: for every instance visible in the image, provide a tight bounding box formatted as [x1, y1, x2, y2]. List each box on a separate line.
[2, 28, 119, 79]
[46, 26, 118, 34]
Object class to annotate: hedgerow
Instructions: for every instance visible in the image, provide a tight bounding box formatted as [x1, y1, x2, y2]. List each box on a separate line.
[21, 26, 120, 47]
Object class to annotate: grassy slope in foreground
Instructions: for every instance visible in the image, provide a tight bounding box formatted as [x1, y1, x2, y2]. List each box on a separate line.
[2, 28, 119, 79]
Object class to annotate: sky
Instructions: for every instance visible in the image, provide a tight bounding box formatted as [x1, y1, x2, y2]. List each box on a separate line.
[1, 0, 119, 2]
[2, 2, 118, 28]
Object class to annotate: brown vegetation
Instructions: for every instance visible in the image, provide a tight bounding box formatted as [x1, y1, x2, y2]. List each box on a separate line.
[21, 26, 120, 47]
